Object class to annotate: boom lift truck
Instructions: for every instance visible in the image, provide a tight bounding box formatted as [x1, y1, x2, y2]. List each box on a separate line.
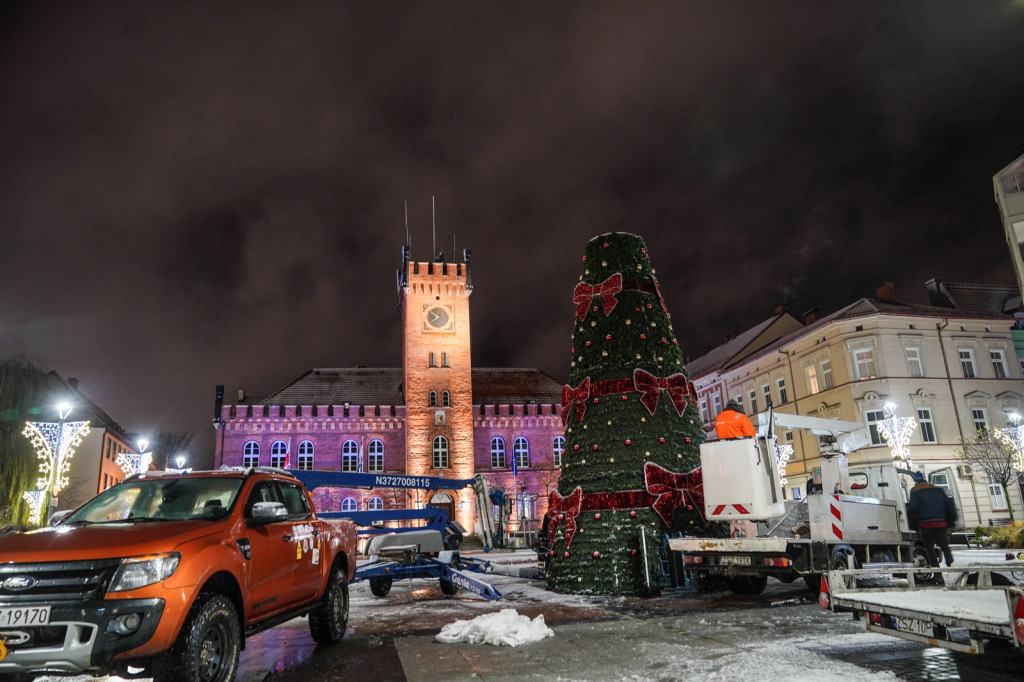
[669, 407, 930, 595]
[288, 469, 508, 600]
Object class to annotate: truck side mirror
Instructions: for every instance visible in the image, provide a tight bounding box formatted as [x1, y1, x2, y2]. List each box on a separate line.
[249, 501, 288, 525]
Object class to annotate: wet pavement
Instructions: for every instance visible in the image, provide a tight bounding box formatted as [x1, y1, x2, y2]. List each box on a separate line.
[31, 550, 1024, 681]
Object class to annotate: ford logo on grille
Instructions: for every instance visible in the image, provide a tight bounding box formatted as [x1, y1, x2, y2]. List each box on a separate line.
[3, 576, 39, 591]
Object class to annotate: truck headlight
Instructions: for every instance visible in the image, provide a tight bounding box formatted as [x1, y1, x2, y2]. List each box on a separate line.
[108, 553, 181, 592]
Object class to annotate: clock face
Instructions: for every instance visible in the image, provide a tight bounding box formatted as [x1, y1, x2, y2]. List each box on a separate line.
[424, 305, 453, 331]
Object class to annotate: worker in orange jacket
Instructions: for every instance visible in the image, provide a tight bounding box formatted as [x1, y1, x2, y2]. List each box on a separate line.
[714, 399, 756, 439]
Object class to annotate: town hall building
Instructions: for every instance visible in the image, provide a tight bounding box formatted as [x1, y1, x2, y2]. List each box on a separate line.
[213, 247, 566, 537]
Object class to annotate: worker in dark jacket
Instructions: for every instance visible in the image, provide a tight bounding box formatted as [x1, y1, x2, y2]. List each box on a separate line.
[714, 399, 756, 439]
[907, 471, 956, 568]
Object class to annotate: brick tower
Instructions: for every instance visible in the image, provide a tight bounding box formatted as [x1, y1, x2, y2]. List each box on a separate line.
[399, 246, 475, 531]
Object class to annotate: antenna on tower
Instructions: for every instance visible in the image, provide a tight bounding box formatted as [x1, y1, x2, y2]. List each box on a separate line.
[404, 200, 410, 250]
[432, 195, 436, 260]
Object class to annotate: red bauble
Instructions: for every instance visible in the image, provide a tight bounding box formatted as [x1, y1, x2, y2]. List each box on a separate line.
[625, 439, 631, 445]
[630, 511, 637, 517]
[593, 551, 600, 558]
[631, 550, 637, 556]
[593, 444, 599, 450]
[564, 551, 570, 558]
[594, 513, 601, 520]
[659, 437, 666, 443]
[606, 334, 612, 340]
[685, 437, 691, 444]
[640, 334, 646, 339]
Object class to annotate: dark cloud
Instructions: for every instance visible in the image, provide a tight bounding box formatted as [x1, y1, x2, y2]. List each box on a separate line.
[2, 1, 1023, 462]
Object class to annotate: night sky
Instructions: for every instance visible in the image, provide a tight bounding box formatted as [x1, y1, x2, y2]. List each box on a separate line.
[2, 2, 1024, 463]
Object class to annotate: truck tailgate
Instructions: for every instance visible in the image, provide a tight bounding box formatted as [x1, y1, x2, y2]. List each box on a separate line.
[669, 537, 790, 553]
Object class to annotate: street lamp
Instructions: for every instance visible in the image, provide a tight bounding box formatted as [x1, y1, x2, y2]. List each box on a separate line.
[22, 401, 91, 522]
[116, 437, 153, 477]
[877, 402, 917, 471]
[995, 412, 1024, 472]
[168, 454, 191, 473]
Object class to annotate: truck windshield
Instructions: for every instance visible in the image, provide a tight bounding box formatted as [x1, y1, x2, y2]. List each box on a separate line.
[63, 477, 244, 524]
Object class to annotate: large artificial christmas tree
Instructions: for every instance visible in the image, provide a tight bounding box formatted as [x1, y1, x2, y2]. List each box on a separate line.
[545, 232, 723, 596]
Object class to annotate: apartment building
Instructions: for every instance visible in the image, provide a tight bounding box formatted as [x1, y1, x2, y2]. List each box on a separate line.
[688, 280, 1024, 528]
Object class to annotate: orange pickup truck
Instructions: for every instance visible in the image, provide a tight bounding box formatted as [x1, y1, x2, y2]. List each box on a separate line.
[0, 468, 357, 682]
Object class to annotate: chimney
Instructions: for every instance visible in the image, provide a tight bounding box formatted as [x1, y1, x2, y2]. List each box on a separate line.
[67, 377, 79, 389]
[876, 282, 897, 303]
[237, 388, 246, 402]
[773, 303, 790, 316]
[803, 308, 819, 325]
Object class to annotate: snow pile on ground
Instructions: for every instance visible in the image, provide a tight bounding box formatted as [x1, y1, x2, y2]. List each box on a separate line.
[435, 608, 554, 646]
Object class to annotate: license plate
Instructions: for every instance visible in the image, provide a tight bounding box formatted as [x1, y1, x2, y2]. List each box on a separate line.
[892, 615, 933, 637]
[0, 605, 51, 627]
[720, 555, 751, 566]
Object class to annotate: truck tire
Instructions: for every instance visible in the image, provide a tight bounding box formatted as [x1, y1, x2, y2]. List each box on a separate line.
[725, 575, 767, 595]
[156, 593, 240, 682]
[369, 576, 392, 597]
[440, 577, 459, 595]
[309, 567, 349, 644]
[912, 546, 936, 584]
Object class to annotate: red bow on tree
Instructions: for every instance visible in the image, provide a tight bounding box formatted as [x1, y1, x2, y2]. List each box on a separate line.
[546, 487, 583, 549]
[573, 273, 623, 320]
[632, 369, 694, 416]
[560, 378, 591, 426]
[644, 462, 706, 525]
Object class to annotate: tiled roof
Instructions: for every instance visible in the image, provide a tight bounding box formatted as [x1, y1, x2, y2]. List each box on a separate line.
[685, 313, 797, 378]
[934, 281, 1020, 315]
[260, 367, 563, 406]
[471, 368, 564, 404]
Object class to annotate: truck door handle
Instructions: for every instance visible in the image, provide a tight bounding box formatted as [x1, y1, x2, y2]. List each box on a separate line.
[282, 534, 292, 542]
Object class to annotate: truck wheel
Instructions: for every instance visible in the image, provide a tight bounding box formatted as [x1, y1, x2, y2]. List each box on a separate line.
[369, 576, 392, 597]
[157, 593, 240, 682]
[309, 567, 349, 644]
[725, 575, 767, 595]
[911, 547, 936, 584]
[440, 577, 459, 595]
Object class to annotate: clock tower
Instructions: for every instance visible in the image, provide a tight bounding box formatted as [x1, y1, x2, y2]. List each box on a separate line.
[398, 246, 475, 530]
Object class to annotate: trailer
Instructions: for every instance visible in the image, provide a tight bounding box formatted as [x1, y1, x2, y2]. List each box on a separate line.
[669, 408, 929, 594]
[288, 469, 507, 599]
[820, 563, 1024, 655]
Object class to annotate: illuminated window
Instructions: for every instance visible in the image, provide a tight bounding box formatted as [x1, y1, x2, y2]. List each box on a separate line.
[553, 436, 565, 468]
[917, 409, 937, 444]
[367, 439, 384, 472]
[297, 440, 314, 470]
[270, 441, 287, 468]
[806, 365, 819, 394]
[242, 442, 260, 468]
[905, 347, 923, 377]
[342, 440, 359, 472]
[490, 437, 506, 468]
[854, 348, 877, 380]
[433, 436, 449, 468]
[514, 437, 530, 468]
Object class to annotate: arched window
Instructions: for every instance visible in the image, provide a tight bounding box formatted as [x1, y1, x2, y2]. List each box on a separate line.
[433, 436, 449, 469]
[368, 439, 384, 472]
[490, 437, 506, 468]
[513, 437, 530, 469]
[270, 440, 287, 468]
[367, 496, 384, 511]
[442, 390, 450, 407]
[242, 441, 260, 468]
[429, 391, 437, 407]
[297, 440, 314, 470]
[441, 352, 449, 367]
[429, 352, 436, 367]
[341, 497, 358, 512]
[553, 436, 565, 468]
[341, 440, 359, 472]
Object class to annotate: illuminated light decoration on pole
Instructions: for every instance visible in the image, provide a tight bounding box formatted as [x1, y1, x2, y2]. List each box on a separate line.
[22, 402, 91, 520]
[994, 412, 1024, 473]
[21, 489, 47, 526]
[775, 444, 794, 487]
[877, 402, 917, 471]
[167, 454, 192, 474]
[116, 438, 153, 477]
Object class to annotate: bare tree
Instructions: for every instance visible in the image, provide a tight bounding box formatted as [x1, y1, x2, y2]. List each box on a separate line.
[957, 429, 1019, 523]
[152, 431, 195, 469]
